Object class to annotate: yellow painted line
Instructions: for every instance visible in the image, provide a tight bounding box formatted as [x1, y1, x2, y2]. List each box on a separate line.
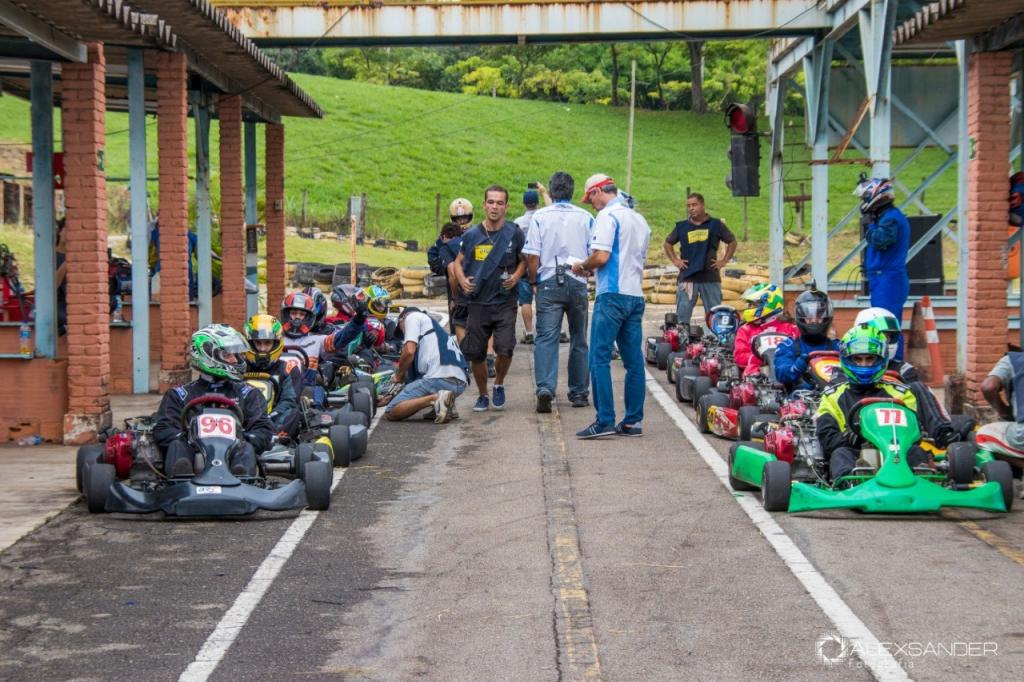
[944, 512, 1024, 567]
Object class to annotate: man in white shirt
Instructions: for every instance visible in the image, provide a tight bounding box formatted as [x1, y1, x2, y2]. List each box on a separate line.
[524, 171, 594, 413]
[514, 186, 545, 344]
[381, 307, 469, 423]
[572, 173, 651, 439]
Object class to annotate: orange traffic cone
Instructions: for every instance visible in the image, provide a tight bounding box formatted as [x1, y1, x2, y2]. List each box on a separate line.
[920, 295, 946, 388]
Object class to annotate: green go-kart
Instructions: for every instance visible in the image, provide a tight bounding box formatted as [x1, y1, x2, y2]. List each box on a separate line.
[728, 397, 1014, 514]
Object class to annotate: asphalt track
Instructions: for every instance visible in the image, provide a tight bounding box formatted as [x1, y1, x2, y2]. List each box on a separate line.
[1, 309, 1022, 681]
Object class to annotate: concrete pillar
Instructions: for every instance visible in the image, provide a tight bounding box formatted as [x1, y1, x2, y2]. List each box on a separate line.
[965, 51, 1013, 406]
[60, 43, 111, 444]
[219, 94, 246, 330]
[265, 123, 286, 313]
[156, 52, 192, 391]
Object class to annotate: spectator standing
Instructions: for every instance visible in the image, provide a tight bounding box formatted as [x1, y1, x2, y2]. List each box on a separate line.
[663, 192, 737, 329]
[571, 174, 651, 439]
[446, 198, 474, 341]
[452, 185, 526, 412]
[524, 171, 593, 413]
[428, 221, 463, 334]
[514, 186, 545, 343]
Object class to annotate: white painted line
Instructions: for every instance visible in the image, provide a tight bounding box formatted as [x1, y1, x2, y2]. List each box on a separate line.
[645, 371, 910, 681]
[179, 409, 385, 682]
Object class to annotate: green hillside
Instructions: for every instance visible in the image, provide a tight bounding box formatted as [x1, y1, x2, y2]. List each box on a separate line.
[0, 73, 956, 260]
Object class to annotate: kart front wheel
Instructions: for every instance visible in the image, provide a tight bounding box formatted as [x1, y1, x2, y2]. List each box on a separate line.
[302, 460, 333, 511]
[728, 442, 758, 491]
[329, 425, 352, 468]
[945, 441, 977, 487]
[696, 391, 729, 434]
[84, 463, 115, 514]
[761, 460, 792, 512]
[738, 406, 760, 442]
[295, 443, 315, 475]
[349, 425, 368, 461]
[666, 353, 681, 383]
[76, 444, 105, 493]
[676, 366, 698, 402]
[333, 409, 368, 429]
[982, 460, 1014, 512]
[655, 342, 672, 371]
[692, 376, 713, 406]
[349, 390, 374, 423]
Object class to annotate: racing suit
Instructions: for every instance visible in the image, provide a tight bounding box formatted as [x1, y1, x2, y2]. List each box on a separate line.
[733, 318, 799, 378]
[153, 378, 275, 477]
[244, 359, 302, 440]
[773, 336, 840, 392]
[864, 203, 911, 359]
[284, 313, 367, 407]
[815, 379, 926, 480]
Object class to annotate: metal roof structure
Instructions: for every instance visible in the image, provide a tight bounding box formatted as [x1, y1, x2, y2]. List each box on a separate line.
[895, 0, 1024, 51]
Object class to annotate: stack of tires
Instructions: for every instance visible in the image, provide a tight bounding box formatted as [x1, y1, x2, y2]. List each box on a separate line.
[398, 267, 430, 297]
[643, 266, 679, 304]
[372, 266, 402, 298]
[422, 274, 448, 298]
[721, 264, 770, 308]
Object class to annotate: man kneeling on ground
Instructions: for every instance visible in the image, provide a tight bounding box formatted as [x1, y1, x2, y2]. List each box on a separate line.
[379, 307, 470, 423]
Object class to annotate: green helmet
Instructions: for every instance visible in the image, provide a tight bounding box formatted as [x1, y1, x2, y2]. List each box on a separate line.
[190, 324, 248, 381]
[839, 324, 889, 386]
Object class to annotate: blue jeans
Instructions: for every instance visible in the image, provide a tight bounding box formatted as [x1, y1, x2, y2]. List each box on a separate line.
[534, 278, 589, 399]
[385, 376, 466, 413]
[589, 293, 646, 427]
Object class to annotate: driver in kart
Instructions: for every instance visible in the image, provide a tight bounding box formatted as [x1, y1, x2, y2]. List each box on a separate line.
[773, 288, 840, 392]
[733, 283, 798, 377]
[816, 325, 927, 482]
[243, 314, 301, 440]
[153, 324, 275, 477]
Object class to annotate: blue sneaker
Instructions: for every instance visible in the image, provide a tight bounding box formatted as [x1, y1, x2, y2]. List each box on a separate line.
[576, 422, 615, 440]
[491, 385, 506, 410]
[615, 422, 643, 437]
[473, 395, 490, 412]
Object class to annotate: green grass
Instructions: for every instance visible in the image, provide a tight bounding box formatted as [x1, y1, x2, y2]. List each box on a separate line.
[0, 73, 959, 269]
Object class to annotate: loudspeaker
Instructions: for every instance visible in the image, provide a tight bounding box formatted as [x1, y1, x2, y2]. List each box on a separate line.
[861, 214, 944, 297]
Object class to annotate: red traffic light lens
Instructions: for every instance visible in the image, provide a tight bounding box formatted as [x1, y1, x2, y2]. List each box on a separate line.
[726, 104, 755, 134]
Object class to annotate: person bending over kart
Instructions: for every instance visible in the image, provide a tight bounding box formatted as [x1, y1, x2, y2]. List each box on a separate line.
[153, 324, 275, 477]
[979, 352, 1024, 491]
[733, 283, 798, 377]
[244, 314, 301, 440]
[855, 307, 963, 447]
[816, 325, 927, 482]
[774, 288, 839, 392]
[379, 307, 469, 423]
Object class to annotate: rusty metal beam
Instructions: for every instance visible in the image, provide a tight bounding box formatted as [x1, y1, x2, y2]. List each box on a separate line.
[213, 1, 831, 46]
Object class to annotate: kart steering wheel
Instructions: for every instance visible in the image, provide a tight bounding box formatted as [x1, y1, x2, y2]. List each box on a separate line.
[808, 351, 839, 360]
[180, 394, 245, 431]
[848, 397, 906, 434]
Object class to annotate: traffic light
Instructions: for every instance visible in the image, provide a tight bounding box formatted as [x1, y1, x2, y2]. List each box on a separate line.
[725, 103, 760, 197]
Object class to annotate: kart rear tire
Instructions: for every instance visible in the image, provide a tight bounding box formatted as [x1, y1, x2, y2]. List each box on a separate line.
[349, 425, 368, 461]
[333, 410, 369, 429]
[329, 425, 352, 468]
[295, 443, 315, 476]
[76, 444, 105, 493]
[656, 342, 672, 371]
[728, 442, 759, 491]
[696, 390, 730, 434]
[950, 414, 976, 441]
[666, 353, 681, 383]
[676, 366, 698, 402]
[349, 390, 374, 423]
[982, 460, 1014, 512]
[946, 441, 978, 486]
[738, 406, 761, 442]
[692, 376, 713, 406]
[84, 463, 115, 514]
[761, 460, 792, 512]
[354, 377, 377, 401]
[302, 460, 333, 511]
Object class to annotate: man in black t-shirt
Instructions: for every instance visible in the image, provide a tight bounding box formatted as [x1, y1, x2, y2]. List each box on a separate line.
[452, 185, 526, 412]
[663, 192, 737, 327]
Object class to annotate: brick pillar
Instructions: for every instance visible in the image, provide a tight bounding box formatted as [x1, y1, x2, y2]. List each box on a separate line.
[965, 51, 1013, 407]
[156, 52, 192, 391]
[61, 43, 111, 444]
[265, 123, 286, 313]
[219, 95, 246, 330]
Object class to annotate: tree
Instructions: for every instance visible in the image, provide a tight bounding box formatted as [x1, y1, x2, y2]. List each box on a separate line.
[688, 41, 706, 115]
[610, 44, 620, 106]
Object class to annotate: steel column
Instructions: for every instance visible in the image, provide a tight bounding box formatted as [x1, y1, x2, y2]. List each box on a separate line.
[767, 73, 786, 286]
[244, 120, 258, 318]
[191, 93, 213, 327]
[128, 49, 149, 393]
[956, 41, 969, 373]
[859, 0, 896, 178]
[30, 60, 55, 358]
[804, 40, 833, 292]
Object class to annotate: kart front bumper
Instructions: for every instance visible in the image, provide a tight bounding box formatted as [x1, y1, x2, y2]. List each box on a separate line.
[787, 478, 1007, 514]
[105, 479, 308, 516]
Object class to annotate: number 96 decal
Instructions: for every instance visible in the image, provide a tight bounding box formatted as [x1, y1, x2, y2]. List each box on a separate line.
[198, 415, 237, 439]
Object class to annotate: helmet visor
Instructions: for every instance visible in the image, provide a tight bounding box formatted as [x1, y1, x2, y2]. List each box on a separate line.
[796, 298, 832, 325]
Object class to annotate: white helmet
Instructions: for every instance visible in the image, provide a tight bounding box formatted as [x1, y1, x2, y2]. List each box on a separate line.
[854, 307, 901, 360]
[449, 198, 473, 223]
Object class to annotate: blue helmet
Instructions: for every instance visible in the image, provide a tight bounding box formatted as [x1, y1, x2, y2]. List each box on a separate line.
[839, 325, 889, 386]
[707, 305, 740, 340]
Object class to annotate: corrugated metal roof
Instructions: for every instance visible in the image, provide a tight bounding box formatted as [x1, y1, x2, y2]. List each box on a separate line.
[894, 0, 1023, 47]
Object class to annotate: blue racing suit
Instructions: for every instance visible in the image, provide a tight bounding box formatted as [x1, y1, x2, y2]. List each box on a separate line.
[865, 203, 910, 359]
[773, 336, 840, 392]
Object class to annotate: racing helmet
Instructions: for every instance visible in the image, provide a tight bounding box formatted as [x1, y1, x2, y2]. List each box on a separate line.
[190, 324, 248, 382]
[331, 283, 359, 319]
[244, 314, 284, 368]
[364, 284, 391, 319]
[853, 177, 895, 214]
[449, 197, 474, 225]
[706, 305, 740, 340]
[364, 317, 387, 349]
[839, 325, 889, 386]
[854, 307, 901, 360]
[739, 283, 784, 325]
[794, 288, 834, 340]
[280, 291, 316, 337]
[301, 286, 330, 331]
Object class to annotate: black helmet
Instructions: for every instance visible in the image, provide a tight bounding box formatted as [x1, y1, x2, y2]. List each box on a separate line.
[794, 288, 833, 340]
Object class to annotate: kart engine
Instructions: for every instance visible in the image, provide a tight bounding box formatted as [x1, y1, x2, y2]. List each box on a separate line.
[764, 427, 796, 463]
[729, 381, 757, 408]
[663, 328, 680, 351]
[779, 399, 808, 421]
[104, 432, 135, 479]
[699, 356, 720, 384]
[686, 342, 704, 361]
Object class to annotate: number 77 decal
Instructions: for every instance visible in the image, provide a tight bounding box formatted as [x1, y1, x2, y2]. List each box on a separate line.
[875, 408, 906, 426]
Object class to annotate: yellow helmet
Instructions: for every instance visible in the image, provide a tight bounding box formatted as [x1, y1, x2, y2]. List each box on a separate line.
[449, 197, 474, 224]
[740, 283, 785, 324]
[243, 314, 284, 367]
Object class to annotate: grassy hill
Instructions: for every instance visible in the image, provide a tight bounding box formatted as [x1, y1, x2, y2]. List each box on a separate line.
[0, 73, 956, 264]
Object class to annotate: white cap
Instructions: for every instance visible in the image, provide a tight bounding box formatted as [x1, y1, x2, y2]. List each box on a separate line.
[582, 173, 615, 204]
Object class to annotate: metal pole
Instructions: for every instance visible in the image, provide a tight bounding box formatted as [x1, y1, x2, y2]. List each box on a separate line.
[626, 60, 636, 193]
[244, 120, 258, 318]
[127, 50, 149, 392]
[742, 197, 749, 241]
[955, 41, 969, 373]
[191, 93, 213, 328]
[767, 73, 786, 287]
[861, 0, 895, 179]
[435, 192, 441, 232]
[30, 61, 55, 359]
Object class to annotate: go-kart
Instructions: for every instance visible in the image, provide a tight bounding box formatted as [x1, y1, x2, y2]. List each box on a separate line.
[744, 351, 841, 445]
[696, 331, 792, 440]
[673, 305, 740, 399]
[728, 397, 1013, 513]
[79, 395, 333, 516]
[646, 312, 687, 371]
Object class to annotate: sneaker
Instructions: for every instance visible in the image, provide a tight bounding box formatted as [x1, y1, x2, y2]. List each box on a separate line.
[569, 395, 589, 408]
[434, 389, 456, 423]
[560, 331, 570, 343]
[422, 409, 438, 421]
[473, 395, 490, 412]
[536, 392, 553, 413]
[492, 385, 506, 410]
[486, 354, 497, 378]
[449, 404, 460, 421]
[576, 422, 615, 440]
[615, 422, 643, 437]
[522, 333, 534, 344]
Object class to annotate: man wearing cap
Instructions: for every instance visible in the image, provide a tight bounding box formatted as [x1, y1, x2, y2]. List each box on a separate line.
[572, 174, 651, 439]
[663, 192, 737, 328]
[452, 185, 527, 412]
[514, 184, 550, 344]
[524, 171, 594, 413]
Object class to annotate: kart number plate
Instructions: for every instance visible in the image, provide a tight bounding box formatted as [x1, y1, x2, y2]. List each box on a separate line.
[875, 408, 907, 427]
[755, 334, 788, 351]
[198, 415, 237, 440]
[195, 486, 222, 495]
